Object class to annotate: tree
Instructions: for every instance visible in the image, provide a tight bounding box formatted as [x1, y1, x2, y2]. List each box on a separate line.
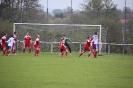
[52, 9, 64, 18]
[121, 7, 132, 19]
[81, 0, 119, 24]
[0, 0, 46, 23]
[80, 0, 124, 53]
[126, 19, 133, 43]
[63, 6, 72, 18]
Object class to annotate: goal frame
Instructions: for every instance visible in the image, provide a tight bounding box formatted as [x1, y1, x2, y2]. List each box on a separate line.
[13, 23, 102, 54]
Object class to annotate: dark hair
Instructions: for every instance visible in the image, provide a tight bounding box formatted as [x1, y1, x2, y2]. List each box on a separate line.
[95, 32, 97, 35]
[14, 32, 17, 34]
[63, 35, 66, 36]
[4, 33, 7, 35]
[87, 37, 89, 39]
[11, 35, 13, 37]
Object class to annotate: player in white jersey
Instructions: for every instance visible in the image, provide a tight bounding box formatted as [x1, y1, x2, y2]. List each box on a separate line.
[92, 32, 99, 58]
[5, 35, 15, 56]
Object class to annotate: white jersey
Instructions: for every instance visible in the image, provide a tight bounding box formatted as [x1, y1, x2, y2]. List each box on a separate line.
[7, 37, 15, 46]
[92, 34, 98, 44]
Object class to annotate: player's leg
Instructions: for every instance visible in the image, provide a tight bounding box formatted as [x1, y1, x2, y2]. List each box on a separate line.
[28, 43, 31, 53]
[79, 51, 85, 57]
[94, 44, 98, 58]
[36, 47, 40, 56]
[6, 46, 12, 56]
[2, 44, 6, 55]
[13, 44, 17, 55]
[23, 43, 26, 53]
[92, 44, 95, 56]
[88, 51, 91, 57]
[65, 43, 71, 54]
[65, 49, 68, 58]
[34, 45, 37, 56]
[79, 47, 86, 57]
[60, 49, 64, 57]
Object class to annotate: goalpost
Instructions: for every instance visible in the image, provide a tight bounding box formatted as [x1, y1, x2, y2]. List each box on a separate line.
[13, 23, 102, 54]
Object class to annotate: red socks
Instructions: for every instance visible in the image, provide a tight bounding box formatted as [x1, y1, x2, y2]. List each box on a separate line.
[6, 50, 11, 56]
[79, 52, 83, 57]
[61, 51, 68, 58]
[29, 49, 31, 53]
[61, 51, 64, 57]
[35, 50, 40, 56]
[94, 51, 97, 57]
[66, 51, 68, 58]
[13, 49, 16, 54]
[3, 50, 6, 55]
[88, 53, 90, 57]
[23, 49, 25, 53]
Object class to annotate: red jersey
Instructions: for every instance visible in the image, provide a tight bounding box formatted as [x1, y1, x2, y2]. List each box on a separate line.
[84, 39, 91, 48]
[83, 38, 91, 51]
[34, 38, 40, 46]
[1, 35, 6, 45]
[24, 35, 31, 44]
[60, 40, 66, 49]
[13, 34, 18, 42]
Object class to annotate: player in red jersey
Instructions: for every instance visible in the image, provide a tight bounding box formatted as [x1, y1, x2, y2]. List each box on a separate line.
[60, 38, 68, 58]
[1, 33, 7, 55]
[23, 32, 32, 53]
[79, 37, 91, 57]
[13, 32, 20, 55]
[34, 35, 40, 56]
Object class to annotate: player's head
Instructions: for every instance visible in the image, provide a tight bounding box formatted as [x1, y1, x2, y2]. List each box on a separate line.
[26, 32, 29, 35]
[4, 33, 7, 36]
[95, 32, 98, 35]
[87, 37, 89, 39]
[37, 35, 40, 38]
[11, 35, 13, 37]
[63, 35, 66, 38]
[14, 32, 17, 34]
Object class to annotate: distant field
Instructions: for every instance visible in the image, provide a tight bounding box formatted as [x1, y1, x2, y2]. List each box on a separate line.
[0, 52, 133, 88]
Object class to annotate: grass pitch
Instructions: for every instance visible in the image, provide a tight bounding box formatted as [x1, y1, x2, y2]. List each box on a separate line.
[0, 52, 133, 88]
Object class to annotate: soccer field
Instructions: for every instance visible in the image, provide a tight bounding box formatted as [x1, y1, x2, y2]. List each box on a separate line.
[0, 52, 133, 88]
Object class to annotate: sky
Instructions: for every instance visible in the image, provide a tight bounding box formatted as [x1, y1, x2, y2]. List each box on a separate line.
[39, 0, 133, 12]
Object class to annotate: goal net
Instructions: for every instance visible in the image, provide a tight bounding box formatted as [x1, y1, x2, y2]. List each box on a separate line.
[13, 23, 104, 54]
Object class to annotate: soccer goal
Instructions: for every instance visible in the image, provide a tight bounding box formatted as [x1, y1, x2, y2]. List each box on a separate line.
[13, 23, 103, 54]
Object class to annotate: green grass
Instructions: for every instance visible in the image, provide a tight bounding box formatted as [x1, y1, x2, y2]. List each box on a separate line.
[0, 52, 133, 88]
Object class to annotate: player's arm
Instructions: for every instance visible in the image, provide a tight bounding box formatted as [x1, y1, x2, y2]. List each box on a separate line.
[6, 39, 10, 44]
[68, 38, 72, 43]
[23, 37, 26, 45]
[15, 39, 20, 42]
[90, 38, 94, 46]
[16, 38, 20, 42]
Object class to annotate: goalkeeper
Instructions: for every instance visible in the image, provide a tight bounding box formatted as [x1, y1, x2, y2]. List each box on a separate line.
[63, 35, 72, 55]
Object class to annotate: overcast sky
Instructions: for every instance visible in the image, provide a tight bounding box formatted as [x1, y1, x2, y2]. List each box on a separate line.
[39, 0, 133, 12]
